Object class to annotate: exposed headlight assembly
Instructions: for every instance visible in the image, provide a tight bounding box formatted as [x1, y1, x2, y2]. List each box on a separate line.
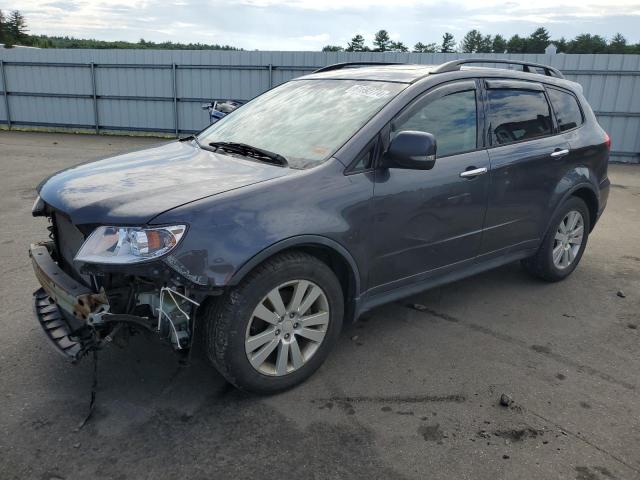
[75, 225, 187, 264]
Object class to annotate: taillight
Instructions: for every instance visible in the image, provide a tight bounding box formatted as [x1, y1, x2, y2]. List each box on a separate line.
[604, 132, 611, 150]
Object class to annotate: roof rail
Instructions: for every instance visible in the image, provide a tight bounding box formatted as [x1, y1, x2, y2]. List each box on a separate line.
[432, 59, 565, 79]
[313, 62, 403, 74]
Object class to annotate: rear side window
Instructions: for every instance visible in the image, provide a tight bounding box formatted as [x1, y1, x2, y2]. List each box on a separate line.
[487, 89, 552, 145]
[393, 90, 477, 157]
[547, 87, 583, 132]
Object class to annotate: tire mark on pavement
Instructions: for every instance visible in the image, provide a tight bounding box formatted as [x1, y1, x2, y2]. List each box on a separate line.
[402, 303, 636, 391]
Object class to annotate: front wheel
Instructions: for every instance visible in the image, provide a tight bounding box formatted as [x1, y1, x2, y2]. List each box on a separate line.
[203, 251, 344, 394]
[522, 196, 591, 282]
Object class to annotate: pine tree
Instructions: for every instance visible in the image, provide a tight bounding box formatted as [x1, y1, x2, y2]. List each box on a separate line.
[346, 34, 366, 52]
[0, 10, 5, 45]
[413, 42, 437, 53]
[440, 32, 456, 53]
[373, 30, 391, 52]
[527, 27, 551, 53]
[388, 41, 408, 52]
[461, 29, 482, 53]
[608, 33, 627, 53]
[7, 10, 28, 43]
[492, 34, 507, 53]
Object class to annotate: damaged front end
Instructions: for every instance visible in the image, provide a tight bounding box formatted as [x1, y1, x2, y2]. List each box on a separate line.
[30, 211, 216, 363]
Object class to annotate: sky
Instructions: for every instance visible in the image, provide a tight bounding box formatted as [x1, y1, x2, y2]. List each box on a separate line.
[4, 0, 640, 50]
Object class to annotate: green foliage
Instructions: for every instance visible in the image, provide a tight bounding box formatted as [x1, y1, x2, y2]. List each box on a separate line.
[373, 29, 391, 52]
[413, 42, 437, 53]
[506, 34, 525, 53]
[566, 33, 608, 53]
[322, 45, 344, 52]
[492, 34, 507, 54]
[608, 33, 627, 53]
[461, 29, 481, 53]
[3, 10, 640, 55]
[22, 34, 241, 50]
[0, 10, 5, 45]
[440, 32, 456, 53]
[346, 34, 366, 52]
[527, 27, 551, 53]
[388, 41, 408, 52]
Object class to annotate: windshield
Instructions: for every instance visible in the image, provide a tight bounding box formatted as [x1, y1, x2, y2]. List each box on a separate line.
[197, 79, 406, 169]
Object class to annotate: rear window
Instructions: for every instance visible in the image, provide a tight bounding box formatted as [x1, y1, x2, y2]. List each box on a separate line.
[547, 87, 584, 132]
[487, 89, 552, 145]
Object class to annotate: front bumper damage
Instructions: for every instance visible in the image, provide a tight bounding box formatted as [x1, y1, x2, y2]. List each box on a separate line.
[29, 242, 204, 362]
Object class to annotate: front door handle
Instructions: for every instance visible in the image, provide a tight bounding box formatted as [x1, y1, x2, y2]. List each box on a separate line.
[460, 167, 488, 179]
[550, 148, 570, 158]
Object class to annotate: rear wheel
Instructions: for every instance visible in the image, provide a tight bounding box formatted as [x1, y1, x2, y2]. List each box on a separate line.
[203, 251, 344, 394]
[522, 196, 590, 282]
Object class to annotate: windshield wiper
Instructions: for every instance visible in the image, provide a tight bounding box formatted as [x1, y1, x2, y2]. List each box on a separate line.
[208, 141, 288, 167]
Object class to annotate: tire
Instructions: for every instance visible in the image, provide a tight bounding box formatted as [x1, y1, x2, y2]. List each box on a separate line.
[522, 196, 591, 282]
[202, 251, 344, 394]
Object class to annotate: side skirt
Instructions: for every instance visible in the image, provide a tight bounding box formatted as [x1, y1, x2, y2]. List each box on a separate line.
[356, 247, 537, 317]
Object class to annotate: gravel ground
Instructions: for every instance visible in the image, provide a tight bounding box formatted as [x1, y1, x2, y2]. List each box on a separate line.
[1, 131, 639, 480]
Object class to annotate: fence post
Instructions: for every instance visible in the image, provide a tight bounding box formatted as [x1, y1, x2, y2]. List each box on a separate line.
[268, 63, 273, 88]
[172, 63, 179, 137]
[1, 60, 11, 130]
[90, 63, 99, 134]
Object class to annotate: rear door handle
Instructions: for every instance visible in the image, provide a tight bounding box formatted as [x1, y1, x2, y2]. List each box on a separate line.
[460, 167, 488, 179]
[550, 148, 570, 158]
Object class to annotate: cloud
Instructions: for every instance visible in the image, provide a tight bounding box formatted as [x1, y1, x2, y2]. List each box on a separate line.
[3, 0, 639, 49]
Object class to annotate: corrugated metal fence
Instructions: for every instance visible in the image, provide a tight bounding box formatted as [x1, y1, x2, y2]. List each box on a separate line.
[0, 49, 638, 163]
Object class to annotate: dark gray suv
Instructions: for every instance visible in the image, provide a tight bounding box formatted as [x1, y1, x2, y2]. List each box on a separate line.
[30, 60, 610, 393]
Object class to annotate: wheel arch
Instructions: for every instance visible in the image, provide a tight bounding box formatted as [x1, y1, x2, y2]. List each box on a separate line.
[545, 180, 599, 239]
[227, 235, 362, 322]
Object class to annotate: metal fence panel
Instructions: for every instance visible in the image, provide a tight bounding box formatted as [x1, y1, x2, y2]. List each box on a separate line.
[0, 48, 638, 163]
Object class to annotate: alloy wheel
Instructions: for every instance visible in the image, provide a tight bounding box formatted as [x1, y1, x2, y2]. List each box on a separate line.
[245, 280, 330, 376]
[552, 210, 584, 269]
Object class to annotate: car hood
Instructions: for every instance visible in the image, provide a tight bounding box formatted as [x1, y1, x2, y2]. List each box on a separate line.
[38, 140, 291, 225]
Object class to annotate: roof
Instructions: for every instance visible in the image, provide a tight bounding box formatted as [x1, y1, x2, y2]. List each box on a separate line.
[300, 64, 437, 83]
[298, 59, 566, 84]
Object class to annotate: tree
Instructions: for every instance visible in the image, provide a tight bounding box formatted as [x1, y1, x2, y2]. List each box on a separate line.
[413, 42, 437, 53]
[566, 33, 607, 53]
[440, 32, 456, 53]
[322, 45, 344, 52]
[461, 29, 482, 53]
[492, 34, 507, 53]
[388, 41, 408, 52]
[7, 10, 28, 43]
[507, 34, 527, 53]
[346, 34, 366, 52]
[527, 27, 551, 53]
[551, 37, 567, 53]
[478, 34, 493, 53]
[373, 29, 391, 52]
[608, 33, 627, 53]
[0, 10, 5, 44]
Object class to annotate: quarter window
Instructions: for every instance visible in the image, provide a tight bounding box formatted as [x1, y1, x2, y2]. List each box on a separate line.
[547, 87, 583, 132]
[393, 90, 477, 157]
[487, 89, 552, 145]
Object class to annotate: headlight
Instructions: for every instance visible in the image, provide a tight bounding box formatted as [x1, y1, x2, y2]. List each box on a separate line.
[74, 225, 187, 264]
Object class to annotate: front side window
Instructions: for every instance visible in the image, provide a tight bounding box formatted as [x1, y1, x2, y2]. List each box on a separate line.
[197, 79, 406, 169]
[487, 89, 552, 145]
[392, 90, 477, 157]
[547, 87, 583, 132]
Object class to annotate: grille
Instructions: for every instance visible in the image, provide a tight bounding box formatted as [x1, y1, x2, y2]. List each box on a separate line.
[53, 212, 90, 285]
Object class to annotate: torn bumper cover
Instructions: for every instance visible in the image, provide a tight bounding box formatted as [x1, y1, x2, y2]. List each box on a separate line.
[30, 242, 203, 362]
[30, 243, 107, 361]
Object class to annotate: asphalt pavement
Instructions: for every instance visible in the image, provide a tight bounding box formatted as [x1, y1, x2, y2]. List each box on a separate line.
[1, 131, 639, 480]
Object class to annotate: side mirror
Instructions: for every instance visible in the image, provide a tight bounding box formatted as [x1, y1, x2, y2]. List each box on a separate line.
[382, 131, 437, 170]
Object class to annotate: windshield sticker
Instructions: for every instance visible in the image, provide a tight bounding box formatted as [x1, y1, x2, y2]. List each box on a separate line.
[344, 85, 392, 100]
